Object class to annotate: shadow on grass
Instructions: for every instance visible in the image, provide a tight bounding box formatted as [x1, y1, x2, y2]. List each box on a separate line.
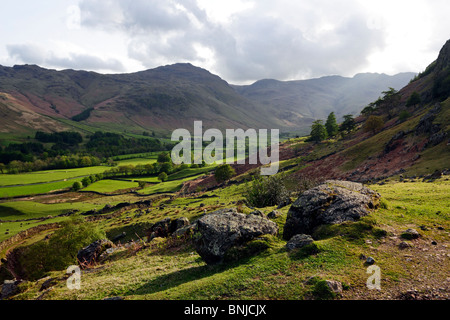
[122, 258, 244, 297]
[122, 238, 278, 297]
[0, 205, 25, 219]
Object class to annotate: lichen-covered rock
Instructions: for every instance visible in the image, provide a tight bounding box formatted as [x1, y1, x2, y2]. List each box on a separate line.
[285, 234, 314, 251]
[194, 209, 278, 264]
[283, 180, 381, 240]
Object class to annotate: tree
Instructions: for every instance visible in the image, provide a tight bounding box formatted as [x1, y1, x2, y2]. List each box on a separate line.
[361, 102, 377, 116]
[340, 114, 356, 134]
[72, 181, 82, 191]
[379, 87, 401, 118]
[159, 161, 173, 174]
[81, 176, 91, 187]
[363, 115, 385, 135]
[406, 91, 421, 107]
[214, 164, 236, 183]
[309, 120, 328, 142]
[325, 112, 339, 137]
[138, 181, 147, 188]
[157, 152, 171, 163]
[158, 172, 168, 182]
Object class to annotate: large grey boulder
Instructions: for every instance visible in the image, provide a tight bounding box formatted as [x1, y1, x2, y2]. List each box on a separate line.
[283, 180, 381, 240]
[194, 208, 278, 264]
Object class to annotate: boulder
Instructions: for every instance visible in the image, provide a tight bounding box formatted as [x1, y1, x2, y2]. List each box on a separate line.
[193, 209, 278, 264]
[1, 279, 23, 300]
[249, 210, 264, 217]
[267, 210, 281, 219]
[285, 234, 314, 251]
[283, 180, 381, 240]
[401, 228, 420, 240]
[77, 239, 113, 268]
[148, 217, 191, 240]
[173, 217, 190, 231]
[325, 280, 343, 296]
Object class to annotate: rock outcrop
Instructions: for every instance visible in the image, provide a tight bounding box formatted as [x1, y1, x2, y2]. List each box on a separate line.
[283, 180, 381, 240]
[194, 208, 278, 264]
[77, 239, 114, 268]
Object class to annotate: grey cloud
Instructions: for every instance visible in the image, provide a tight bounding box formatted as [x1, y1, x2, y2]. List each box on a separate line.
[78, 0, 387, 82]
[7, 44, 47, 65]
[6, 43, 125, 72]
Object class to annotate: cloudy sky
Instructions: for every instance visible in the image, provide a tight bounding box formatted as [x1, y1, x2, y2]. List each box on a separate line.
[1, 0, 449, 84]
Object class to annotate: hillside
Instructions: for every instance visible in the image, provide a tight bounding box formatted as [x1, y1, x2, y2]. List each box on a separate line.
[233, 72, 415, 133]
[0, 63, 280, 137]
[0, 63, 414, 141]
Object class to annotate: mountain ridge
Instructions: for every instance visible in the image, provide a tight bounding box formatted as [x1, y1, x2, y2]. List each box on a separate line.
[0, 62, 414, 139]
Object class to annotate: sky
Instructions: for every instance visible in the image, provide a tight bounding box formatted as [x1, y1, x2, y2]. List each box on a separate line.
[1, 0, 449, 84]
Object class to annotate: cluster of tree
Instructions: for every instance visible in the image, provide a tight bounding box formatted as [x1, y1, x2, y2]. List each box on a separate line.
[71, 107, 94, 122]
[0, 130, 168, 173]
[86, 132, 164, 157]
[0, 142, 45, 163]
[35, 131, 82, 145]
[360, 87, 401, 119]
[308, 112, 356, 142]
[1, 154, 101, 174]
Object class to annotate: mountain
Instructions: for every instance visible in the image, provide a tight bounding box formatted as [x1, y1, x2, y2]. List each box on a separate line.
[0, 62, 415, 140]
[233, 72, 415, 133]
[0, 63, 281, 138]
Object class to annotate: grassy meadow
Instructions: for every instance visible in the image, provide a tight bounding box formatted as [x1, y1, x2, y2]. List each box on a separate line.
[5, 177, 449, 300]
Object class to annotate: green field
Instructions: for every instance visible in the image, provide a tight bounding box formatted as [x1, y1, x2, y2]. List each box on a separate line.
[0, 167, 108, 187]
[82, 180, 140, 193]
[0, 179, 84, 198]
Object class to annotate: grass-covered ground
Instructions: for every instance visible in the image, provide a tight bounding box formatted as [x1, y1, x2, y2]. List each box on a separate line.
[7, 177, 449, 300]
[0, 157, 158, 198]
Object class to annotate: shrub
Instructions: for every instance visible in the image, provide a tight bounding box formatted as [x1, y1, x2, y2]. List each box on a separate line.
[398, 111, 411, 122]
[363, 115, 384, 135]
[214, 164, 236, 183]
[81, 176, 91, 187]
[72, 181, 82, 191]
[244, 174, 290, 208]
[18, 216, 106, 280]
[311, 279, 338, 300]
[157, 152, 171, 163]
[406, 92, 421, 107]
[158, 172, 168, 182]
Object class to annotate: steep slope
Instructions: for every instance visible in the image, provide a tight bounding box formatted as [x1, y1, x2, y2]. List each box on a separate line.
[287, 39, 450, 181]
[0, 63, 280, 136]
[233, 72, 415, 131]
[0, 63, 416, 139]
